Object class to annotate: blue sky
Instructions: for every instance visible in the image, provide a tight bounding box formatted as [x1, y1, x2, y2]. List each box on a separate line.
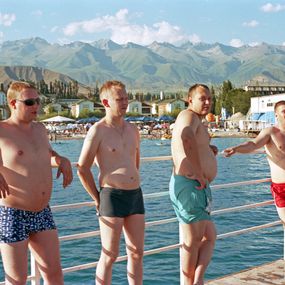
[0, 0, 285, 47]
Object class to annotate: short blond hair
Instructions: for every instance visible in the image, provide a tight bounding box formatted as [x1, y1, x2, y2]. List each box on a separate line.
[7, 81, 37, 101]
[99, 80, 125, 101]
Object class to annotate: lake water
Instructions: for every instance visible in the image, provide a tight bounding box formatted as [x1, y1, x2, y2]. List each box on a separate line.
[0, 137, 282, 284]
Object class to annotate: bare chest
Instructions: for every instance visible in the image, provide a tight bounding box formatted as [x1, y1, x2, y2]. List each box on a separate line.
[196, 123, 211, 146]
[99, 131, 137, 157]
[0, 133, 49, 164]
[270, 132, 285, 154]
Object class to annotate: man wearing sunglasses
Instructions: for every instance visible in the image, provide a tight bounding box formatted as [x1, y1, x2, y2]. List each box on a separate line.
[0, 81, 73, 285]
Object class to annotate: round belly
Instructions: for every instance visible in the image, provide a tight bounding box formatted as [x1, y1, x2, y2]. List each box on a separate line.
[1, 172, 53, 211]
[200, 153, 217, 182]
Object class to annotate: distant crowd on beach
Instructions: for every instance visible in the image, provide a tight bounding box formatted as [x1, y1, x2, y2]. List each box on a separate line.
[46, 120, 174, 140]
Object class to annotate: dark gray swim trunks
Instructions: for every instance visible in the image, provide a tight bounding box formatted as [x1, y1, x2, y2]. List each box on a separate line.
[99, 187, 145, 217]
[0, 205, 56, 243]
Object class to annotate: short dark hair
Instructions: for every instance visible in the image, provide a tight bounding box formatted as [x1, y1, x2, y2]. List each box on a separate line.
[188, 84, 210, 99]
[274, 100, 285, 112]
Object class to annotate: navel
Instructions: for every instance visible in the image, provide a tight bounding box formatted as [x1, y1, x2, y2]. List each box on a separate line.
[18, 150, 23, 156]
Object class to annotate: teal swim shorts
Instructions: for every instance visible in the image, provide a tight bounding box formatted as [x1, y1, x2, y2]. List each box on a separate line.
[169, 174, 212, 224]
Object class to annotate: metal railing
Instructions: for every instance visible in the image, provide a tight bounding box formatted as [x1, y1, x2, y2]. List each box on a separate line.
[0, 152, 281, 285]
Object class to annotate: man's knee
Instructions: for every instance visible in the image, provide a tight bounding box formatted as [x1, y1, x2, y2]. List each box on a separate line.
[42, 266, 63, 284]
[5, 274, 28, 285]
[126, 246, 144, 262]
[100, 248, 119, 265]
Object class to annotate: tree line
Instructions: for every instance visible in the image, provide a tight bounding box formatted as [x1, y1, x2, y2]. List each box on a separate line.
[1, 79, 259, 117]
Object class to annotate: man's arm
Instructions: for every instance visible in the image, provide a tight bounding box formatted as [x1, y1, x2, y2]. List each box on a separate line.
[223, 128, 271, 157]
[179, 112, 207, 189]
[0, 149, 10, 198]
[51, 149, 73, 188]
[0, 173, 9, 198]
[135, 126, 140, 170]
[77, 125, 100, 210]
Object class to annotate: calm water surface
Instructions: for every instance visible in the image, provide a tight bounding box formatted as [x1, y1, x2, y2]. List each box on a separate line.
[0, 138, 282, 284]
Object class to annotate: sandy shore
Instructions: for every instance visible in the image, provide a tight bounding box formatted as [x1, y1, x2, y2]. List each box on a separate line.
[210, 130, 257, 138]
[51, 130, 256, 141]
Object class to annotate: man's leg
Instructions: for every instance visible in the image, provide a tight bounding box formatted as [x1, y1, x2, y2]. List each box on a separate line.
[180, 220, 213, 285]
[123, 214, 145, 285]
[0, 240, 29, 285]
[96, 216, 124, 285]
[276, 206, 285, 225]
[28, 229, 63, 285]
[193, 221, 216, 285]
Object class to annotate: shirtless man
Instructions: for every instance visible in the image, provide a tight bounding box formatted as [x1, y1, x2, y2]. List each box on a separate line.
[77, 80, 145, 285]
[0, 81, 73, 285]
[169, 84, 217, 285]
[224, 100, 285, 226]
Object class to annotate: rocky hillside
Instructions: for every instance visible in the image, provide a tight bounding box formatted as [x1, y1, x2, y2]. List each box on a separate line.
[1, 37, 285, 92]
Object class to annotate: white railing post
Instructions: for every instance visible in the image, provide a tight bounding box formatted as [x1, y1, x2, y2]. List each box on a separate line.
[179, 224, 183, 285]
[282, 223, 285, 260]
[30, 252, 41, 285]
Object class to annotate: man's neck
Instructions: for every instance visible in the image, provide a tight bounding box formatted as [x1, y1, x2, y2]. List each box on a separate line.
[105, 115, 124, 127]
[278, 123, 285, 133]
[8, 116, 33, 129]
[188, 108, 204, 121]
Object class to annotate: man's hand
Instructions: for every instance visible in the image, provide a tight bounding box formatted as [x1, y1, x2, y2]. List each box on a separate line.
[95, 199, 100, 216]
[0, 173, 9, 198]
[56, 156, 73, 188]
[186, 172, 207, 190]
[223, 147, 235, 157]
[210, 144, 218, 156]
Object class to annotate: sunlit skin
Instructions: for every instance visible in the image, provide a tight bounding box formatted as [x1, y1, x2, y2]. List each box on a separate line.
[171, 85, 217, 285]
[77, 82, 144, 285]
[0, 83, 73, 285]
[223, 102, 285, 227]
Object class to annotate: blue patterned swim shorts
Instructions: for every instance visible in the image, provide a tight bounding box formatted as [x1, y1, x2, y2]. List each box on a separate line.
[0, 205, 57, 243]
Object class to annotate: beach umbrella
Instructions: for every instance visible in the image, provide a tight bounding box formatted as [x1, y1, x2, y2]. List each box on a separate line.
[77, 116, 99, 124]
[142, 116, 156, 122]
[41, 115, 75, 123]
[125, 116, 142, 122]
[158, 115, 174, 122]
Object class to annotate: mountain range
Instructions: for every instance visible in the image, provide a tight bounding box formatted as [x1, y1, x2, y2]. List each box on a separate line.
[1, 37, 285, 93]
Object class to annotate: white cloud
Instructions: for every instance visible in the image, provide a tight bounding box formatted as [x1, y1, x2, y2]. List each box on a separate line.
[0, 31, 4, 42]
[31, 10, 43, 17]
[62, 9, 191, 45]
[243, 20, 259, 27]
[249, 42, 260, 47]
[229, 38, 244, 47]
[0, 13, 16, 26]
[50, 26, 59, 33]
[283, 42, 285, 46]
[261, 3, 285, 12]
[189, 33, 201, 44]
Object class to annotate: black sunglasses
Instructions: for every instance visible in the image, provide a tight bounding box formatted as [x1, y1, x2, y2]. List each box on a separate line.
[16, 98, 41, 106]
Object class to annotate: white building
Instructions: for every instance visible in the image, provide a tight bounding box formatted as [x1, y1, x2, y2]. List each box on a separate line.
[239, 93, 285, 131]
[127, 100, 142, 114]
[71, 100, 94, 118]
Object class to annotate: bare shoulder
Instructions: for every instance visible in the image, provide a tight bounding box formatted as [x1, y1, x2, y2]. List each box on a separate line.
[175, 109, 199, 129]
[0, 120, 13, 135]
[259, 126, 275, 136]
[33, 121, 47, 132]
[126, 121, 139, 133]
[84, 121, 103, 142]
